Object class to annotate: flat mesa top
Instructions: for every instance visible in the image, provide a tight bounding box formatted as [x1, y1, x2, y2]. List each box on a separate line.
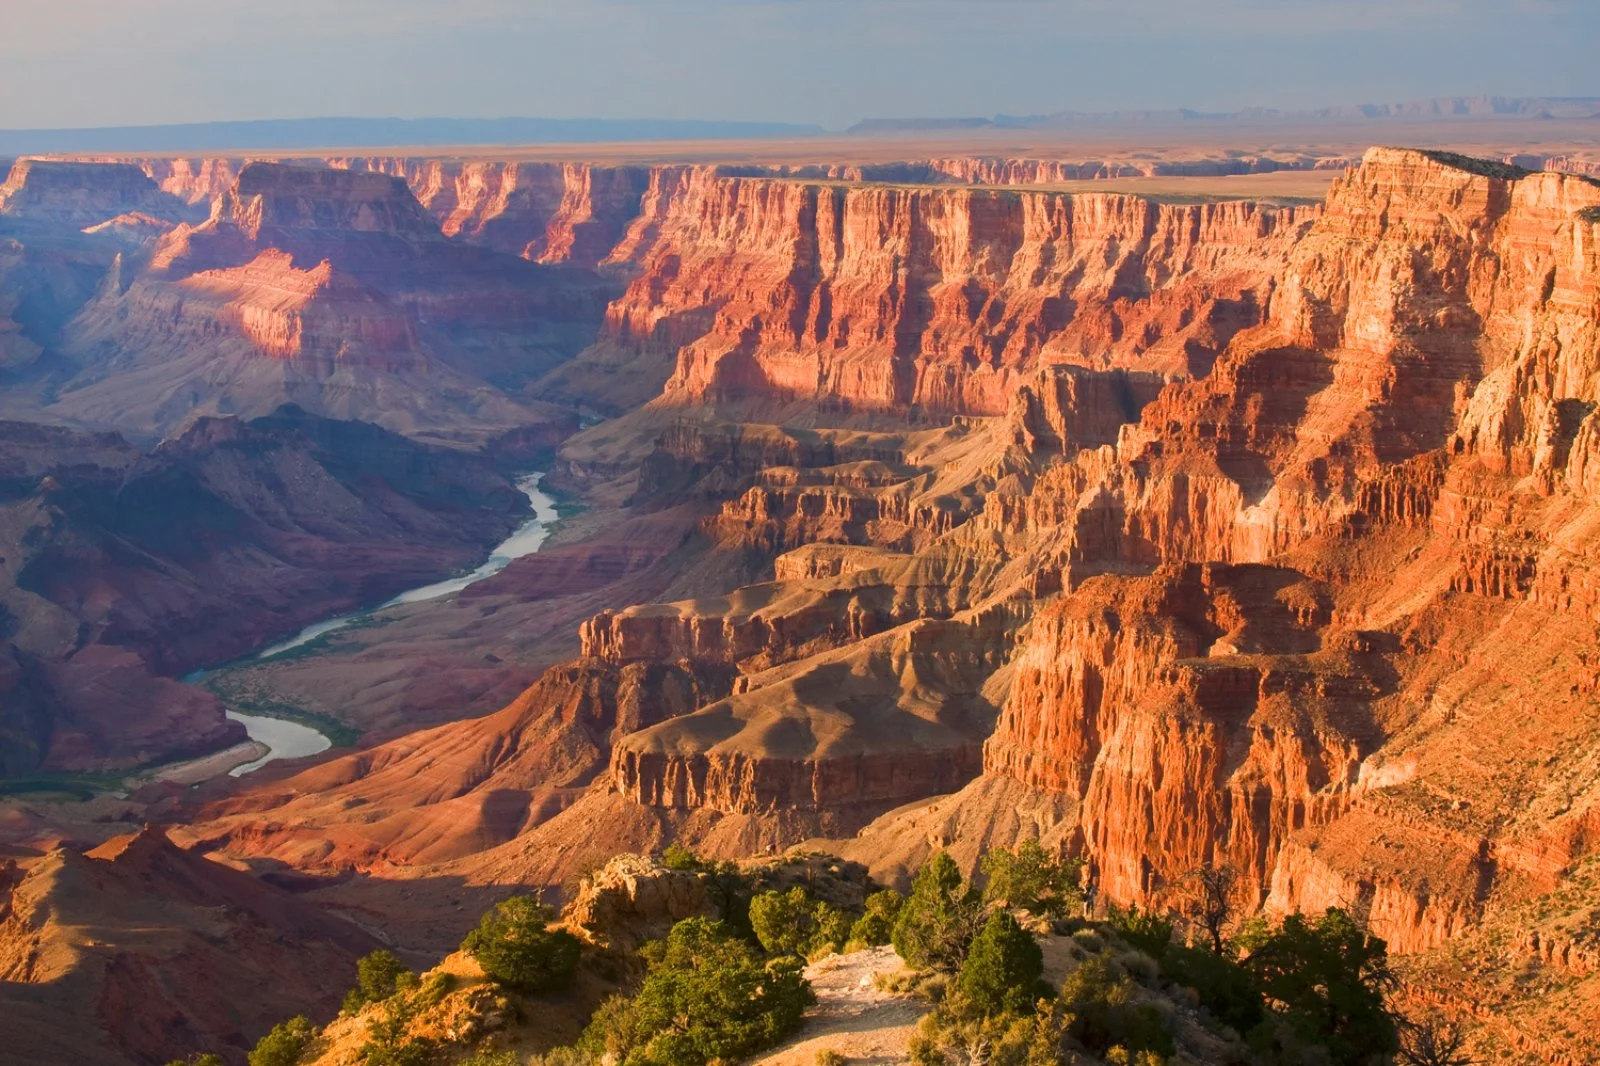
[58, 116, 1599, 167]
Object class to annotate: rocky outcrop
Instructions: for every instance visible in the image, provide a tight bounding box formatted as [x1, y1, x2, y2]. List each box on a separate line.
[0, 159, 187, 228]
[580, 553, 979, 672]
[609, 616, 1005, 820]
[0, 826, 379, 1065]
[634, 420, 910, 503]
[705, 483, 966, 554]
[1005, 365, 1167, 457]
[561, 853, 717, 952]
[983, 565, 1372, 905]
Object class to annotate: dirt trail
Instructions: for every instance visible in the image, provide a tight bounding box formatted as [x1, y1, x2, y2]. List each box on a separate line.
[751, 946, 928, 1066]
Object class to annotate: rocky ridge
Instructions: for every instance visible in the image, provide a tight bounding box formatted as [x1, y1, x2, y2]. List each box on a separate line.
[0, 825, 379, 1066]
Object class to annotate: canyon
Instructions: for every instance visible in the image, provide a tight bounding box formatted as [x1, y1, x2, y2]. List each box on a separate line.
[1, 136, 1599, 1065]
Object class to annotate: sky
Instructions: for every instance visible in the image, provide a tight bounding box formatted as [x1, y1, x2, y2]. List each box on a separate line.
[0, 0, 1594, 131]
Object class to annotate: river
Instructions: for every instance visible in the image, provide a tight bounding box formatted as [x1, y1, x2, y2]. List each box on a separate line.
[214, 472, 558, 775]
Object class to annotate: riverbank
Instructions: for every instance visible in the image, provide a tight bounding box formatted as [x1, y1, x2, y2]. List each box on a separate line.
[141, 740, 270, 786]
[181, 472, 560, 779]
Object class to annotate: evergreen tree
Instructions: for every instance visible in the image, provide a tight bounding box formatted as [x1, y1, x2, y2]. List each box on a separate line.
[249, 1016, 316, 1066]
[810, 900, 854, 957]
[892, 851, 983, 971]
[980, 840, 1083, 920]
[957, 910, 1046, 1017]
[1244, 908, 1398, 1064]
[848, 889, 905, 947]
[749, 887, 816, 956]
[579, 917, 814, 1066]
[462, 896, 582, 993]
[345, 950, 413, 1012]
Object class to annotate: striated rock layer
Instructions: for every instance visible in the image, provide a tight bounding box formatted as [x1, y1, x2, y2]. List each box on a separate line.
[595, 170, 1319, 416]
[46, 161, 601, 445]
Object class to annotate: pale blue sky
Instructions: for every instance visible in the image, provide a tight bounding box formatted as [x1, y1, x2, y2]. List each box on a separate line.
[0, 0, 1593, 130]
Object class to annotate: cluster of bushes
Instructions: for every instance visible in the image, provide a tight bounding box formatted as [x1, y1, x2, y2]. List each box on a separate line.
[565, 846, 895, 1065]
[576, 916, 813, 1066]
[884, 847, 1404, 1066]
[167, 843, 1431, 1066]
[749, 884, 905, 959]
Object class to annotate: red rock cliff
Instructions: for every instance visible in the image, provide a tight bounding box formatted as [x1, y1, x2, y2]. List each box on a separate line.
[973, 149, 1600, 958]
[591, 169, 1317, 415]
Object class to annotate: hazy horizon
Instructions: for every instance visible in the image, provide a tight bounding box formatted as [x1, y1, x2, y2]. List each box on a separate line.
[0, 0, 1594, 132]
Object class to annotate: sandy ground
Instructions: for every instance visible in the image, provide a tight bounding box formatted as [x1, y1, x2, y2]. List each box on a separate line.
[751, 946, 929, 1066]
[140, 740, 268, 785]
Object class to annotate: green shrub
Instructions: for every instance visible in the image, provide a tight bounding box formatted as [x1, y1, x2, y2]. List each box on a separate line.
[359, 991, 436, 1066]
[815, 1049, 848, 1066]
[1059, 956, 1174, 1061]
[1159, 943, 1264, 1034]
[892, 852, 983, 972]
[660, 843, 703, 871]
[848, 889, 905, 947]
[462, 896, 582, 994]
[165, 1056, 226, 1066]
[1104, 1049, 1167, 1066]
[1243, 908, 1397, 1064]
[915, 990, 1068, 1066]
[248, 1015, 316, 1066]
[1105, 904, 1173, 958]
[578, 917, 814, 1066]
[980, 840, 1083, 920]
[957, 910, 1045, 1018]
[810, 901, 854, 958]
[908, 1031, 945, 1066]
[345, 950, 414, 1013]
[750, 887, 858, 959]
[750, 887, 816, 956]
[697, 857, 756, 938]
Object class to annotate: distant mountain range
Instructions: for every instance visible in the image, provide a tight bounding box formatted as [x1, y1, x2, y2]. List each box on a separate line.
[0, 96, 1593, 155]
[0, 116, 824, 155]
[848, 96, 1600, 134]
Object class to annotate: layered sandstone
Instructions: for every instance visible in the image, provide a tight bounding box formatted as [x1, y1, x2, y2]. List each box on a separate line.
[609, 615, 1005, 819]
[0, 159, 187, 228]
[599, 171, 1317, 415]
[53, 162, 599, 442]
[948, 151, 1600, 971]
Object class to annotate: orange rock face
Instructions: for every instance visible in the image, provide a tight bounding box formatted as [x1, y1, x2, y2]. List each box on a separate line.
[965, 151, 1600, 964]
[602, 172, 1318, 415]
